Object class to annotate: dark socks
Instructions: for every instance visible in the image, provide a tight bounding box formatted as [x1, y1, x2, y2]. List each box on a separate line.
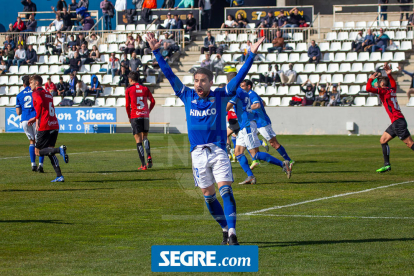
[144, 139, 151, 158]
[381, 143, 390, 166]
[411, 144, 414, 151]
[137, 143, 146, 166]
[39, 148, 60, 156]
[48, 155, 62, 177]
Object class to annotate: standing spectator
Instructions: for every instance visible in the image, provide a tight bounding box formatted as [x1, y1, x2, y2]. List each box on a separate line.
[162, 0, 175, 9]
[283, 7, 301, 29]
[100, 0, 115, 30]
[267, 30, 284, 53]
[64, 51, 81, 74]
[107, 52, 120, 78]
[25, 44, 37, 65]
[118, 65, 129, 87]
[313, 83, 329, 106]
[199, 0, 213, 29]
[26, 14, 37, 32]
[256, 11, 275, 28]
[372, 28, 390, 53]
[52, 6, 73, 31]
[45, 78, 58, 96]
[57, 77, 69, 96]
[125, 35, 136, 55]
[3, 36, 15, 50]
[399, 65, 414, 100]
[279, 63, 297, 84]
[13, 44, 26, 68]
[84, 75, 102, 100]
[69, 0, 79, 26]
[307, 40, 321, 64]
[89, 45, 100, 62]
[398, 0, 412, 24]
[129, 52, 142, 72]
[134, 34, 147, 56]
[327, 83, 342, 106]
[221, 15, 237, 28]
[301, 79, 316, 105]
[201, 31, 216, 55]
[185, 12, 197, 33]
[142, 0, 157, 9]
[200, 53, 212, 70]
[78, 0, 89, 9]
[13, 17, 26, 32]
[21, 0, 37, 19]
[47, 31, 65, 56]
[82, 15, 95, 31]
[211, 53, 224, 78]
[85, 33, 100, 48]
[351, 30, 364, 52]
[175, 0, 194, 8]
[68, 73, 78, 96]
[362, 29, 375, 51]
[56, 0, 68, 11]
[378, 0, 389, 21]
[47, 14, 64, 31]
[132, 0, 143, 9]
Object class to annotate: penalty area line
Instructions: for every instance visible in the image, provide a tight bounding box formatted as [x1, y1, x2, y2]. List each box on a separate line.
[242, 180, 414, 216]
[249, 214, 414, 220]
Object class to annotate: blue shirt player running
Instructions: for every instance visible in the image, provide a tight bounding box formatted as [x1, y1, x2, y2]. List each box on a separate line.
[15, 75, 45, 172]
[147, 33, 265, 246]
[248, 82, 294, 171]
[226, 79, 291, 185]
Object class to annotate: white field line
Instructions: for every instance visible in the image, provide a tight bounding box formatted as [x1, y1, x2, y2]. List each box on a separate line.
[249, 214, 414, 220]
[242, 180, 414, 216]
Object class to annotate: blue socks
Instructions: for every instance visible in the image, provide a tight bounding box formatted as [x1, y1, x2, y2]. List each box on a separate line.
[29, 144, 36, 165]
[219, 185, 236, 232]
[231, 136, 236, 148]
[277, 145, 291, 161]
[254, 152, 283, 167]
[204, 194, 227, 230]
[236, 154, 254, 177]
[39, 156, 44, 165]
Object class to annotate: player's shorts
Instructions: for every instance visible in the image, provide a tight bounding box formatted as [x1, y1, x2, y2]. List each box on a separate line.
[257, 124, 277, 141]
[191, 143, 234, 189]
[35, 129, 59, 150]
[21, 120, 36, 141]
[385, 118, 411, 140]
[236, 121, 262, 150]
[227, 119, 240, 134]
[131, 117, 149, 135]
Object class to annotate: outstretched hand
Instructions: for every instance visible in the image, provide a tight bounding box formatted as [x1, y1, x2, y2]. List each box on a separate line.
[146, 32, 161, 51]
[250, 36, 266, 54]
[369, 72, 379, 79]
[384, 64, 392, 75]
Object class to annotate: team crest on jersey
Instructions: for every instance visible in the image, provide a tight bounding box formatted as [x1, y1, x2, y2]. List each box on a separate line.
[191, 100, 197, 104]
[209, 98, 215, 103]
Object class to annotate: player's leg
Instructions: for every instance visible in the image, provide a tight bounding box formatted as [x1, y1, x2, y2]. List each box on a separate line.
[226, 127, 233, 156]
[31, 123, 44, 172]
[234, 128, 256, 184]
[403, 136, 414, 149]
[29, 140, 37, 171]
[230, 133, 237, 162]
[143, 132, 152, 168]
[377, 131, 394, 173]
[131, 118, 147, 170]
[23, 121, 37, 171]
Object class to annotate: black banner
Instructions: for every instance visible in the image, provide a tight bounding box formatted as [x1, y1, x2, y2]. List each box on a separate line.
[225, 6, 314, 25]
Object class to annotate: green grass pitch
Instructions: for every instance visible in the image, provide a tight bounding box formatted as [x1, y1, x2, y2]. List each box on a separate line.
[0, 133, 413, 275]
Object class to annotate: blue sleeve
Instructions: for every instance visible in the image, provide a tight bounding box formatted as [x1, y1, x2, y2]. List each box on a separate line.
[16, 95, 21, 108]
[403, 70, 414, 77]
[153, 48, 186, 98]
[229, 95, 237, 104]
[225, 53, 257, 97]
[249, 91, 260, 104]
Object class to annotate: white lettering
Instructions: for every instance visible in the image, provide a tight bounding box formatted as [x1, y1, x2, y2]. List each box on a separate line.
[60, 124, 65, 130]
[229, 257, 237, 267]
[76, 124, 82, 130]
[64, 113, 71, 120]
[206, 251, 216, 266]
[159, 252, 170, 266]
[222, 257, 229, 266]
[96, 113, 101, 120]
[189, 108, 216, 117]
[180, 251, 193, 266]
[170, 251, 180, 267]
[194, 251, 206, 266]
[57, 113, 64, 120]
[76, 110, 85, 122]
[238, 257, 251, 266]
[68, 124, 73, 130]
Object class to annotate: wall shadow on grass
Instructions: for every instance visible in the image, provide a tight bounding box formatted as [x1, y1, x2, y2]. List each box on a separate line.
[0, 220, 73, 225]
[2, 188, 115, 192]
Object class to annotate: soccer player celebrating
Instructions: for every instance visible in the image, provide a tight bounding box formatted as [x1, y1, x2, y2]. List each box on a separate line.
[27, 75, 68, 182]
[147, 32, 265, 245]
[366, 64, 414, 173]
[125, 71, 156, 170]
[16, 75, 45, 172]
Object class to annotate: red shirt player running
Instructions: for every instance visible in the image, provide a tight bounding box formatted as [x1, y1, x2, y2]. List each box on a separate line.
[125, 71, 156, 170]
[226, 109, 240, 162]
[28, 75, 69, 182]
[366, 64, 414, 173]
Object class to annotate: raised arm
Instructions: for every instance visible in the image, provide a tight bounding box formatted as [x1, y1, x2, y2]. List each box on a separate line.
[384, 64, 396, 90]
[226, 101, 234, 112]
[366, 72, 379, 93]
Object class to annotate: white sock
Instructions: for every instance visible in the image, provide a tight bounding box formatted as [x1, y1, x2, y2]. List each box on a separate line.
[31, 162, 36, 166]
[222, 226, 228, 232]
[229, 228, 236, 236]
[39, 163, 43, 166]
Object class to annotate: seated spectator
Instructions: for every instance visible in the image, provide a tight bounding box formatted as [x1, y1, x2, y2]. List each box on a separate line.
[372, 28, 389, 53]
[47, 31, 65, 56]
[256, 11, 275, 28]
[235, 13, 248, 28]
[13, 17, 26, 32]
[185, 12, 197, 33]
[64, 52, 81, 74]
[45, 78, 58, 96]
[201, 31, 216, 55]
[308, 40, 321, 64]
[283, 7, 301, 29]
[16, 35, 26, 50]
[89, 45, 100, 62]
[211, 54, 224, 78]
[56, 77, 69, 96]
[327, 83, 342, 106]
[158, 12, 174, 29]
[300, 79, 316, 105]
[7, 24, 14, 32]
[351, 30, 364, 52]
[86, 33, 100, 48]
[362, 29, 375, 51]
[268, 30, 284, 53]
[125, 35, 135, 55]
[82, 15, 95, 31]
[134, 34, 147, 56]
[171, 14, 184, 30]
[78, 43, 92, 64]
[67, 35, 77, 48]
[399, 65, 414, 100]
[0, 60, 8, 74]
[25, 14, 37, 32]
[200, 53, 212, 70]
[3, 36, 15, 50]
[25, 44, 37, 65]
[21, 0, 37, 20]
[84, 75, 102, 100]
[120, 53, 129, 68]
[313, 82, 329, 106]
[76, 33, 88, 49]
[76, 80, 87, 97]
[175, 0, 194, 8]
[221, 15, 237, 28]
[47, 14, 64, 32]
[107, 52, 120, 78]
[68, 73, 78, 96]
[13, 44, 26, 68]
[160, 42, 173, 62]
[280, 63, 297, 84]
[118, 65, 129, 87]
[129, 52, 142, 72]
[5, 45, 14, 68]
[408, 7, 414, 26]
[276, 10, 287, 27]
[68, 45, 78, 59]
[388, 39, 398, 50]
[240, 40, 252, 62]
[252, 65, 281, 87]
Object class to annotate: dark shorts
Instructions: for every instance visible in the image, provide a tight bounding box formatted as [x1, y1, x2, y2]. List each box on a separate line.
[385, 118, 411, 140]
[131, 118, 149, 135]
[228, 119, 240, 134]
[35, 129, 59, 150]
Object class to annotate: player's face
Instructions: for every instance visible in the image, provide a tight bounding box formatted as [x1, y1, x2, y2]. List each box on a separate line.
[194, 74, 212, 98]
[29, 79, 36, 90]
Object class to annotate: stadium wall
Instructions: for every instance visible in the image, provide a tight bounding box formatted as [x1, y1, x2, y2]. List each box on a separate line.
[2, 107, 414, 135]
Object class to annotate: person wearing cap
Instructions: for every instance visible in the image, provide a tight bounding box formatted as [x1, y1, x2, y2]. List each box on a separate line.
[158, 13, 174, 29]
[185, 12, 197, 33]
[175, 0, 194, 9]
[313, 80, 329, 106]
[327, 83, 342, 106]
[279, 63, 297, 84]
[300, 79, 316, 105]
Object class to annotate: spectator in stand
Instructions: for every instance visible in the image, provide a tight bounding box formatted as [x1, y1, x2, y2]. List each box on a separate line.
[221, 15, 237, 28]
[118, 65, 129, 87]
[25, 44, 37, 65]
[251, 65, 280, 87]
[276, 10, 287, 27]
[82, 15, 95, 31]
[372, 28, 389, 53]
[101, 0, 115, 30]
[162, 0, 175, 9]
[47, 14, 64, 32]
[185, 12, 197, 33]
[158, 13, 174, 29]
[107, 52, 120, 78]
[327, 83, 342, 106]
[16, 35, 26, 50]
[142, 0, 156, 9]
[256, 11, 275, 28]
[240, 40, 251, 62]
[307, 40, 321, 64]
[64, 51, 81, 74]
[388, 39, 398, 50]
[134, 34, 147, 56]
[407, 6, 414, 26]
[84, 75, 102, 100]
[70, 0, 79, 25]
[86, 33, 100, 48]
[68, 45, 77, 59]
[398, 65, 414, 100]
[235, 13, 248, 28]
[68, 35, 77, 48]
[132, 0, 143, 9]
[12, 44, 26, 68]
[313, 82, 329, 106]
[0, 60, 7, 74]
[76, 80, 87, 97]
[175, 0, 194, 8]
[301, 79, 316, 105]
[13, 17, 26, 32]
[68, 73, 78, 96]
[201, 31, 216, 55]
[3, 36, 15, 50]
[299, 16, 309, 28]
[200, 53, 212, 70]
[47, 31, 65, 56]
[57, 77, 69, 96]
[45, 78, 58, 96]
[25, 14, 37, 32]
[125, 35, 136, 55]
[171, 14, 184, 30]
[21, 0, 37, 19]
[5, 45, 14, 68]
[129, 52, 142, 72]
[351, 30, 364, 52]
[52, 6, 73, 31]
[283, 7, 301, 29]
[211, 53, 224, 78]
[398, 0, 412, 24]
[78, 43, 91, 64]
[378, 0, 389, 21]
[267, 30, 284, 53]
[279, 63, 297, 84]
[76, 33, 88, 49]
[7, 24, 14, 32]
[120, 53, 129, 69]
[199, 0, 213, 29]
[57, 0, 68, 11]
[78, 0, 89, 9]
[160, 42, 173, 62]
[362, 28, 375, 51]
[89, 45, 100, 62]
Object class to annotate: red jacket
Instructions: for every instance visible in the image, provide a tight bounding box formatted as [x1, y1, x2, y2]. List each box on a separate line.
[45, 82, 57, 93]
[13, 21, 26, 32]
[142, 0, 156, 9]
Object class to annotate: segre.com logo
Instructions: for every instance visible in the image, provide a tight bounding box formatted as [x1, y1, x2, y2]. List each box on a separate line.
[151, 245, 258, 272]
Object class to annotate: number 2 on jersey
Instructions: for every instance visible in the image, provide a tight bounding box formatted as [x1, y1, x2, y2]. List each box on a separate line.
[137, 97, 144, 109]
[24, 95, 32, 108]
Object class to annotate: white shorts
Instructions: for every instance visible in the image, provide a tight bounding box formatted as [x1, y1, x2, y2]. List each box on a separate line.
[236, 121, 262, 150]
[191, 143, 234, 189]
[22, 120, 36, 141]
[257, 124, 277, 141]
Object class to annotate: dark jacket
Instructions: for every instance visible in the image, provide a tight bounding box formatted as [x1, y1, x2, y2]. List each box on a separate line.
[25, 49, 37, 63]
[204, 36, 215, 48]
[307, 45, 321, 58]
[161, 0, 175, 8]
[186, 18, 197, 30]
[69, 57, 81, 71]
[176, 19, 184, 29]
[199, 0, 214, 10]
[21, 0, 37, 13]
[119, 73, 129, 87]
[56, 0, 68, 10]
[57, 82, 69, 92]
[26, 19, 37, 31]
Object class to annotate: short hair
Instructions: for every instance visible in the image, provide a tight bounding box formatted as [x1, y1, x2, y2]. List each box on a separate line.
[128, 71, 140, 82]
[59, 77, 63, 80]
[30, 75, 43, 86]
[22, 75, 30, 86]
[378, 76, 389, 86]
[218, 83, 226, 88]
[226, 72, 237, 82]
[47, 77, 51, 81]
[194, 68, 214, 82]
[242, 79, 253, 88]
[206, 31, 211, 35]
